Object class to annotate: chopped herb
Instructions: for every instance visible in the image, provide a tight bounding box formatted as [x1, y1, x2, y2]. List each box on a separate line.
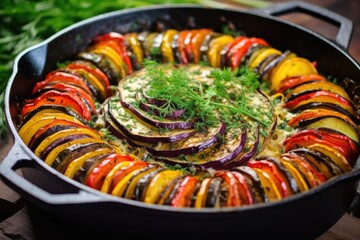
[144, 63, 270, 132]
[0, 0, 202, 138]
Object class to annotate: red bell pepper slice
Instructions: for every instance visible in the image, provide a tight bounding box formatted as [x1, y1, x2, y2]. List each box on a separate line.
[110, 161, 148, 192]
[22, 90, 92, 121]
[65, 61, 111, 97]
[284, 90, 355, 109]
[277, 74, 327, 94]
[215, 171, 242, 207]
[247, 159, 291, 198]
[177, 30, 193, 64]
[284, 129, 359, 166]
[33, 71, 93, 96]
[221, 36, 246, 66]
[95, 32, 133, 75]
[281, 153, 327, 188]
[86, 153, 134, 190]
[38, 83, 97, 114]
[170, 176, 198, 207]
[229, 37, 269, 70]
[287, 109, 357, 129]
[28, 119, 87, 150]
[231, 171, 254, 205]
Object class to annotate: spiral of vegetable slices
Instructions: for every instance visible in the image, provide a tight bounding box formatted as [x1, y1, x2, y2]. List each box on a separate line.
[17, 27, 359, 208]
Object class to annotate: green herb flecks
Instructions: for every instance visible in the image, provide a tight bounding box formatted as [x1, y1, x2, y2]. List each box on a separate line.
[0, 0, 202, 139]
[144, 61, 270, 131]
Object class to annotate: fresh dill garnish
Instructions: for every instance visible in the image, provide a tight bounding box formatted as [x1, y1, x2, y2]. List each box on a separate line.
[144, 63, 270, 131]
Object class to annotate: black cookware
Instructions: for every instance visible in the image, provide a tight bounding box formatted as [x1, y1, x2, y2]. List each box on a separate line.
[1, 2, 360, 239]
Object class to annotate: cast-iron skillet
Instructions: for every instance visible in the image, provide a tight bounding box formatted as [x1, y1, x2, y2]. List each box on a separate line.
[1, 2, 360, 239]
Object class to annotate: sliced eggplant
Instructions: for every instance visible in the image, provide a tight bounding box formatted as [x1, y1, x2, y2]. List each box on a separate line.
[28, 124, 77, 151]
[107, 97, 196, 143]
[68, 151, 113, 182]
[132, 167, 165, 201]
[77, 51, 118, 85]
[52, 141, 110, 173]
[127, 121, 226, 158]
[234, 165, 267, 203]
[39, 134, 91, 160]
[118, 68, 193, 129]
[288, 148, 343, 178]
[156, 128, 246, 169]
[205, 177, 223, 208]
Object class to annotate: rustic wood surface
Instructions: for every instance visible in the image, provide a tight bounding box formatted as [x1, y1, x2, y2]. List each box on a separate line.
[1, 0, 359, 239]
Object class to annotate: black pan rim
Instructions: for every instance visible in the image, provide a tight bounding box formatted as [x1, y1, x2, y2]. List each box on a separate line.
[3, 4, 360, 214]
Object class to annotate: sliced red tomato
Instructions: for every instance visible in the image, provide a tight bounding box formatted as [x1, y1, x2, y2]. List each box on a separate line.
[36, 83, 97, 114]
[177, 30, 193, 64]
[170, 176, 198, 207]
[283, 129, 359, 166]
[229, 37, 269, 70]
[277, 74, 327, 94]
[231, 171, 254, 205]
[247, 159, 292, 198]
[94, 32, 133, 74]
[86, 153, 134, 190]
[21, 90, 92, 121]
[191, 28, 212, 64]
[65, 61, 111, 97]
[215, 171, 241, 207]
[34, 71, 93, 95]
[281, 153, 327, 188]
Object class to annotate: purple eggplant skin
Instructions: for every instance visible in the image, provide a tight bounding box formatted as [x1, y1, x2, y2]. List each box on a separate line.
[205, 177, 223, 208]
[233, 165, 267, 203]
[254, 54, 278, 77]
[106, 115, 226, 158]
[292, 102, 358, 123]
[140, 121, 226, 158]
[28, 125, 77, 151]
[257, 156, 300, 194]
[104, 117, 127, 140]
[223, 124, 260, 169]
[118, 73, 193, 129]
[39, 134, 92, 160]
[157, 129, 247, 170]
[132, 168, 165, 201]
[288, 147, 343, 176]
[107, 99, 196, 143]
[141, 91, 169, 108]
[119, 97, 193, 130]
[259, 50, 292, 80]
[53, 142, 111, 173]
[138, 101, 185, 119]
[73, 153, 113, 183]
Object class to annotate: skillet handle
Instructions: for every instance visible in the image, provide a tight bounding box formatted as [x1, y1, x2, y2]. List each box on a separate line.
[254, 1, 353, 49]
[0, 141, 104, 206]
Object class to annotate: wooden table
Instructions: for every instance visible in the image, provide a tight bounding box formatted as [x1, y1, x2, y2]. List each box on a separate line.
[1, 0, 360, 239]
